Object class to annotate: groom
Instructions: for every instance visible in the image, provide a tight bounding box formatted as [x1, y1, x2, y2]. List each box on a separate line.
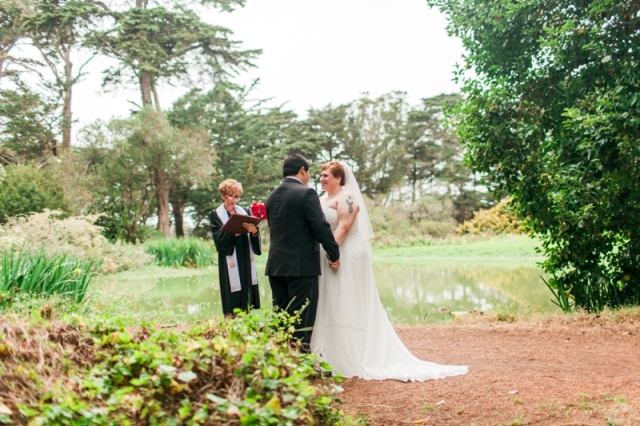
[266, 154, 340, 350]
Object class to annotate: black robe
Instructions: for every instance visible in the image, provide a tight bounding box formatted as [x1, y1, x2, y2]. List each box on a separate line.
[210, 207, 261, 314]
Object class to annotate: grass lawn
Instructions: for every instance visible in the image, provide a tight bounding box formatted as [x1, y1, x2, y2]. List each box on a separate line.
[373, 234, 542, 262]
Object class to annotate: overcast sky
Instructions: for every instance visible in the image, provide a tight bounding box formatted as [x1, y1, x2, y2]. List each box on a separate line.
[71, 0, 464, 141]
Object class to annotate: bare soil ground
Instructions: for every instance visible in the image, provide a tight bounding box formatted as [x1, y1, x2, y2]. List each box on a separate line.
[339, 314, 640, 426]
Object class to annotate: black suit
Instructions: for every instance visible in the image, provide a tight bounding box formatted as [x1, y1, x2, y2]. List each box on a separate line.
[266, 177, 339, 348]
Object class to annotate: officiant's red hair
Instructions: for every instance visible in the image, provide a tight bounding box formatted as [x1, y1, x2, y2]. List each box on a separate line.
[218, 179, 243, 197]
[321, 161, 346, 186]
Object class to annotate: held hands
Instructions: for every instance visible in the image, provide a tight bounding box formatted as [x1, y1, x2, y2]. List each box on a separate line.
[326, 253, 340, 270]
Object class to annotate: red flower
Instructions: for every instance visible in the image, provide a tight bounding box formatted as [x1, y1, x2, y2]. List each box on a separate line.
[251, 202, 267, 220]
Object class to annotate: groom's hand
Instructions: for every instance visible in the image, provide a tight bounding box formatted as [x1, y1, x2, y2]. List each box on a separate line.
[328, 259, 340, 270]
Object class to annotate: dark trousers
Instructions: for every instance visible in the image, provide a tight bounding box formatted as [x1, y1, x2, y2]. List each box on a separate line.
[268, 275, 319, 350]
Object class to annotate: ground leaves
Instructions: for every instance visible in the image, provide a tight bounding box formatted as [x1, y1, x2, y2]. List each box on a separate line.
[0, 311, 342, 425]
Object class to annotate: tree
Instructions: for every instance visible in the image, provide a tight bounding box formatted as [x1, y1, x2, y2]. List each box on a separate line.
[81, 119, 155, 243]
[21, 0, 105, 150]
[130, 108, 212, 237]
[226, 107, 318, 199]
[88, 1, 259, 110]
[83, 0, 256, 234]
[306, 104, 350, 163]
[430, 0, 640, 311]
[416, 94, 488, 223]
[0, 0, 60, 164]
[0, 0, 37, 79]
[82, 111, 212, 241]
[0, 79, 58, 163]
[168, 85, 243, 234]
[402, 94, 461, 202]
[170, 86, 317, 233]
[0, 163, 67, 223]
[341, 93, 408, 199]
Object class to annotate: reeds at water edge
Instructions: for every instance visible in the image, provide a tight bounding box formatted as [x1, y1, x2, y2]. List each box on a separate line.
[0, 247, 100, 306]
[145, 238, 215, 268]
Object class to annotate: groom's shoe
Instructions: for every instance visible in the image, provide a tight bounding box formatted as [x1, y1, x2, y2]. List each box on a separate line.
[321, 370, 333, 378]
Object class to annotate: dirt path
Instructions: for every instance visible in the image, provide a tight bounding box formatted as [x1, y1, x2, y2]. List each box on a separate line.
[339, 315, 640, 425]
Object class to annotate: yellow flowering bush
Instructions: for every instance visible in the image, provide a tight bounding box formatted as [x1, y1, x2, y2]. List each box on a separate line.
[456, 198, 525, 235]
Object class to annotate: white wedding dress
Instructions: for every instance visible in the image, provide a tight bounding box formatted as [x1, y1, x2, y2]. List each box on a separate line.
[310, 165, 468, 382]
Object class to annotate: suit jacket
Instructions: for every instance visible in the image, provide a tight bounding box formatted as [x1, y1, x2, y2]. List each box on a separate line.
[265, 178, 340, 277]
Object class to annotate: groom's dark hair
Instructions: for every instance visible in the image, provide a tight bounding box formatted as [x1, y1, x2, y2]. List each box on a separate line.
[282, 154, 309, 178]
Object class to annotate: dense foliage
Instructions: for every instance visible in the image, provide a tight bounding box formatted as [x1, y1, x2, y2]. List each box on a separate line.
[83, 108, 214, 240]
[0, 311, 346, 425]
[146, 238, 216, 268]
[0, 81, 58, 163]
[0, 164, 67, 223]
[0, 210, 152, 274]
[457, 199, 524, 236]
[430, 0, 640, 311]
[171, 89, 490, 237]
[0, 247, 98, 308]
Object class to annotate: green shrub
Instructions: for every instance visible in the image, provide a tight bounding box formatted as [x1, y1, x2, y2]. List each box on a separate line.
[456, 199, 525, 236]
[146, 238, 215, 268]
[0, 210, 152, 274]
[0, 247, 99, 306]
[0, 164, 67, 224]
[368, 198, 457, 247]
[0, 310, 346, 425]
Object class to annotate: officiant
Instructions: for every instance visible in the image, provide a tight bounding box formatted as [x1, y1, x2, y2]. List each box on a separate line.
[210, 179, 261, 316]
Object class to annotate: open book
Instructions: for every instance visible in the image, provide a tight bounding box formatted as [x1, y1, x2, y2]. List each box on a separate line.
[220, 214, 262, 234]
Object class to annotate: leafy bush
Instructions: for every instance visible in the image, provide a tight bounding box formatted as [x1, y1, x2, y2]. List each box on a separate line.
[0, 210, 152, 274]
[146, 238, 216, 268]
[368, 198, 457, 247]
[0, 247, 99, 307]
[431, 0, 640, 312]
[0, 310, 346, 425]
[456, 199, 524, 236]
[0, 164, 67, 224]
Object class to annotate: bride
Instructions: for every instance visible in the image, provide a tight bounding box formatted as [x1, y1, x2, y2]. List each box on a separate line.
[310, 161, 468, 381]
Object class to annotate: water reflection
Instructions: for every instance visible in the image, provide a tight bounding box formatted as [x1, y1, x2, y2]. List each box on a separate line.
[374, 263, 555, 323]
[116, 263, 556, 323]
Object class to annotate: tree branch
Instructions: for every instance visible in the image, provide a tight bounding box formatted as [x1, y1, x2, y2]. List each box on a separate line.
[35, 44, 61, 80]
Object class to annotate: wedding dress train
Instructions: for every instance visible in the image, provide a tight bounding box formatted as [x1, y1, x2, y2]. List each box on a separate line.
[310, 197, 468, 382]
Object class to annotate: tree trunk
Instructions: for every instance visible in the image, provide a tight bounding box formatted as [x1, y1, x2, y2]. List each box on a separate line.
[154, 167, 171, 237]
[62, 49, 72, 150]
[151, 79, 161, 111]
[136, 0, 153, 110]
[172, 202, 185, 238]
[411, 163, 417, 204]
[139, 71, 154, 107]
[127, 222, 139, 244]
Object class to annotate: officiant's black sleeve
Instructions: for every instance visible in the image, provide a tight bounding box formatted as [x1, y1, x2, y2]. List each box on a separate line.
[210, 210, 236, 256]
[302, 189, 340, 262]
[250, 232, 261, 256]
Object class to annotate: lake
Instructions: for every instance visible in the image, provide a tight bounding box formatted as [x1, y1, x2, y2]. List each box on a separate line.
[97, 259, 558, 323]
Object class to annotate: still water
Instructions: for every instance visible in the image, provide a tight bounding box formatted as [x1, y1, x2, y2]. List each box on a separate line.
[109, 261, 557, 324]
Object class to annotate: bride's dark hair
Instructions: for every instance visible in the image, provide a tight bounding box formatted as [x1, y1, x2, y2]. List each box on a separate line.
[321, 161, 346, 186]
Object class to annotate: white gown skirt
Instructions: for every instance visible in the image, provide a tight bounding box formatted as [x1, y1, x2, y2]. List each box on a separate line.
[311, 212, 468, 381]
